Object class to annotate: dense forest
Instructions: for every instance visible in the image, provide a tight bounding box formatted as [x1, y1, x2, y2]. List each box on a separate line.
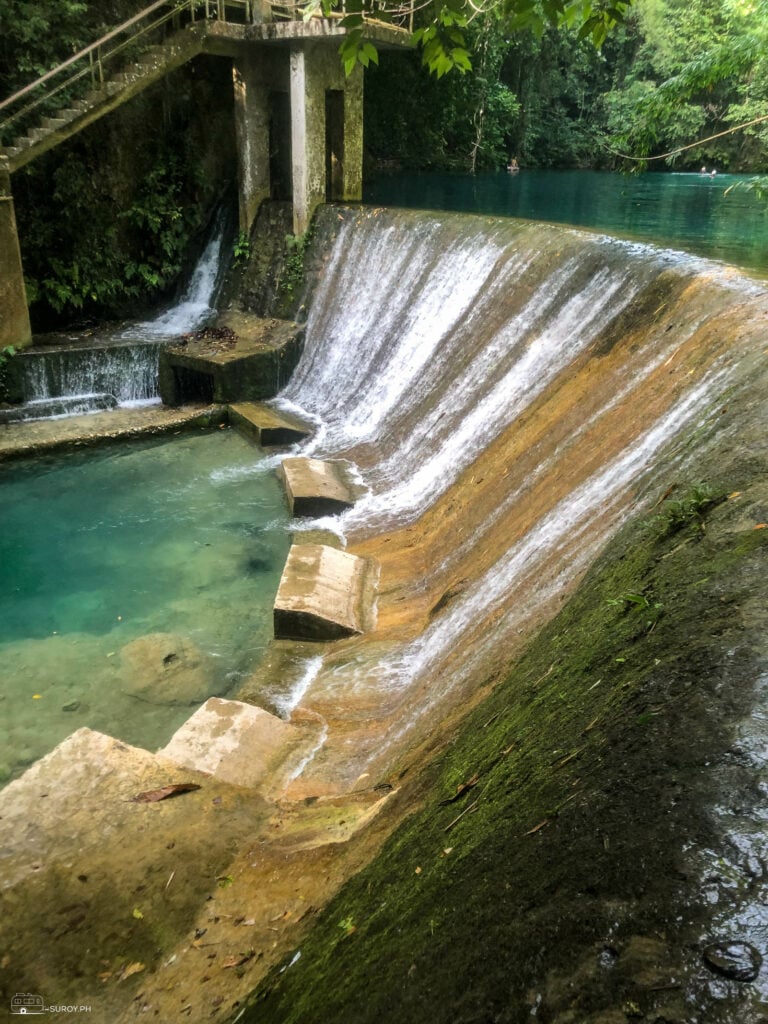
[1, 0, 767, 327]
[365, 0, 768, 173]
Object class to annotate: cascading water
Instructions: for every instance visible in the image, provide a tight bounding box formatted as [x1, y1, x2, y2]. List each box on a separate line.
[7, 215, 228, 422]
[122, 217, 229, 339]
[263, 207, 768, 789]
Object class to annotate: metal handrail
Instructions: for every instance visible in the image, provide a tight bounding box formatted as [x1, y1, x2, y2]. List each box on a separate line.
[0, 0, 253, 137]
[0, 0, 413, 144]
[1, 7, 196, 136]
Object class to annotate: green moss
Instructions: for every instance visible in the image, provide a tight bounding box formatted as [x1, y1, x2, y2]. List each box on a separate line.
[237, 467, 768, 1024]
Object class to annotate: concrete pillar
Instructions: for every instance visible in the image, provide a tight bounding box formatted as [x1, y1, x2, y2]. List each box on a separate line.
[251, 0, 272, 22]
[0, 168, 32, 350]
[232, 55, 271, 236]
[289, 45, 326, 237]
[289, 45, 364, 236]
[342, 65, 363, 202]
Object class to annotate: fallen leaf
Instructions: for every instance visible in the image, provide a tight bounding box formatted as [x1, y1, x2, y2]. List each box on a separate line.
[132, 908, 144, 919]
[440, 773, 480, 805]
[754, 523, 767, 530]
[728, 491, 742, 499]
[415, 866, 422, 874]
[131, 783, 201, 803]
[222, 951, 255, 969]
[525, 819, 550, 836]
[119, 961, 145, 981]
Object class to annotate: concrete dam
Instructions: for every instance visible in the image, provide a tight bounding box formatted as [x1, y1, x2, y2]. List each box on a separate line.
[1, 205, 768, 1024]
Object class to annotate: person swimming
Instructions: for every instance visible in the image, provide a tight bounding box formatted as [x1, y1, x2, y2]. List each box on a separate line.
[507, 157, 519, 173]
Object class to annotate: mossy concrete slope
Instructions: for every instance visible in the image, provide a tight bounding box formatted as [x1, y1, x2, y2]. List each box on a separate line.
[242, 451, 768, 1024]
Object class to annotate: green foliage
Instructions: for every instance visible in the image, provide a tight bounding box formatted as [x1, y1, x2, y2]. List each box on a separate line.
[16, 140, 207, 321]
[365, 17, 622, 170]
[600, 0, 768, 168]
[0, 1, 90, 96]
[643, 483, 724, 537]
[279, 225, 316, 302]
[313, 0, 632, 78]
[233, 231, 251, 267]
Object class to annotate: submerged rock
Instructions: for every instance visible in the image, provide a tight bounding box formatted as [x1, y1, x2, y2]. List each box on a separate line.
[120, 632, 216, 705]
[703, 941, 762, 982]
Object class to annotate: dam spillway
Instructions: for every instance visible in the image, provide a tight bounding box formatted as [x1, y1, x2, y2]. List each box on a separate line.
[2, 206, 768, 1023]
[261, 206, 768, 791]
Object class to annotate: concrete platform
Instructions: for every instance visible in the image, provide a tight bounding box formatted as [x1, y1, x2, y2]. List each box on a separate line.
[274, 543, 379, 641]
[281, 455, 358, 516]
[229, 400, 313, 446]
[0, 403, 226, 463]
[159, 696, 307, 790]
[159, 313, 304, 406]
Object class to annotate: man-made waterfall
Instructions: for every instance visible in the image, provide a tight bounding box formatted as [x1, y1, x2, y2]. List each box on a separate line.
[7, 219, 227, 422]
[267, 206, 768, 789]
[240, 208, 768, 1024]
[4, 205, 768, 1024]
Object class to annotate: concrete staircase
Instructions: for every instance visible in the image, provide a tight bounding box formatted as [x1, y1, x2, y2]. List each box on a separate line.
[0, 26, 206, 173]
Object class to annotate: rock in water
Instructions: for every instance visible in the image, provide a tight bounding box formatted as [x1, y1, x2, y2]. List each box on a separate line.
[120, 633, 216, 705]
[703, 941, 762, 982]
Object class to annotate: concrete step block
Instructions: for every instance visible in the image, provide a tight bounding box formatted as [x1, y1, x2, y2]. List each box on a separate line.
[40, 116, 68, 130]
[280, 456, 359, 517]
[159, 697, 308, 790]
[228, 401, 312, 447]
[274, 543, 379, 641]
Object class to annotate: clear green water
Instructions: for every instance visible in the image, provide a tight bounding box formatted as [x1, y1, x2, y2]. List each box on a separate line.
[364, 169, 768, 276]
[0, 430, 289, 782]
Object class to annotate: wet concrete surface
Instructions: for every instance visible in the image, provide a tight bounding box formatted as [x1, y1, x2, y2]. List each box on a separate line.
[0, 403, 226, 463]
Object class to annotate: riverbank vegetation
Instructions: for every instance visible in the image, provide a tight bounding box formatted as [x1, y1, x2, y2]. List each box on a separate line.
[365, 0, 768, 173]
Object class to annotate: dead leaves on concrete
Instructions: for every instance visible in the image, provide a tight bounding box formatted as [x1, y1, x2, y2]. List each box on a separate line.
[130, 783, 201, 803]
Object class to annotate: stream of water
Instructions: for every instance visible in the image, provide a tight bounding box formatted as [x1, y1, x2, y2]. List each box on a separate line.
[268, 206, 768, 786]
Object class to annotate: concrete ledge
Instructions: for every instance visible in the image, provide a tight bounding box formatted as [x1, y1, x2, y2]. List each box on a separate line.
[159, 315, 304, 407]
[274, 543, 378, 641]
[229, 400, 312, 446]
[159, 697, 304, 789]
[281, 456, 358, 516]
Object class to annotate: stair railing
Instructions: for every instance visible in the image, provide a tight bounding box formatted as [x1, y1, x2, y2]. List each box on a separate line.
[0, 0, 253, 143]
[0, 0, 414, 149]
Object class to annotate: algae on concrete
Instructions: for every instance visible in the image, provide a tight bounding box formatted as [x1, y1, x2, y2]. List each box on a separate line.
[239, 461, 768, 1024]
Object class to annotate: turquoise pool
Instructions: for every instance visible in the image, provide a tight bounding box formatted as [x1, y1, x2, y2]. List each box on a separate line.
[0, 429, 290, 783]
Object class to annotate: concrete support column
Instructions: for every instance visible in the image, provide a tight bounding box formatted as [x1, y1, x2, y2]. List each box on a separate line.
[233, 55, 271, 236]
[251, 0, 273, 21]
[342, 65, 363, 202]
[289, 45, 326, 237]
[289, 44, 364, 235]
[0, 169, 32, 350]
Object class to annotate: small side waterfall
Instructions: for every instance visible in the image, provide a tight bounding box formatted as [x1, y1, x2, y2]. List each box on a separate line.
[7, 216, 228, 422]
[270, 206, 768, 787]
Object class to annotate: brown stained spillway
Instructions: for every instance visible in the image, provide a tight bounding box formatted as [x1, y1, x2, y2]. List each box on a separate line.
[2, 209, 768, 1021]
